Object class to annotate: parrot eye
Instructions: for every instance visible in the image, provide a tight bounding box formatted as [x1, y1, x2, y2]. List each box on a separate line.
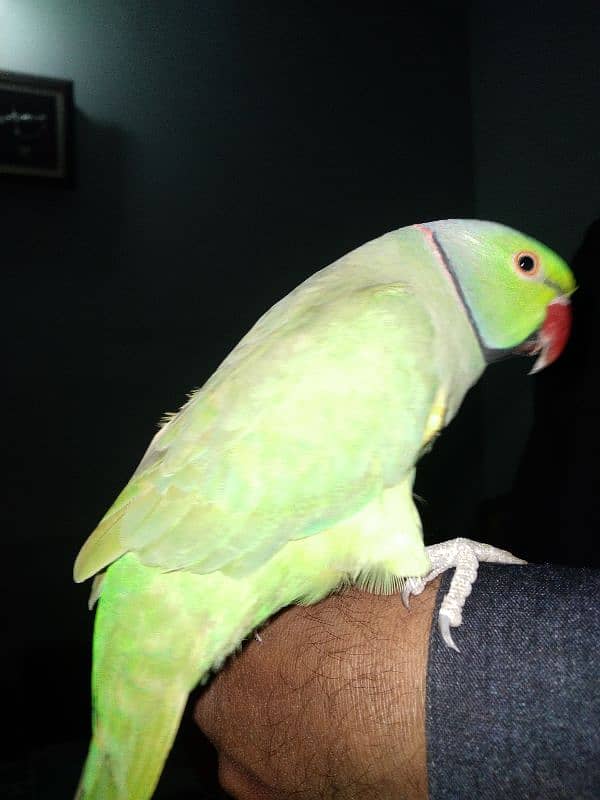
[514, 251, 541, 277]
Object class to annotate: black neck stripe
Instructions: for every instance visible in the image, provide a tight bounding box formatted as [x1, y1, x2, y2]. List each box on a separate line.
[428, 229, 512, 364]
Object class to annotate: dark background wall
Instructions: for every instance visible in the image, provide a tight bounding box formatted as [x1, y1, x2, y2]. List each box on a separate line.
[468, 0, 600, 566]
[2, 1, 598, 797]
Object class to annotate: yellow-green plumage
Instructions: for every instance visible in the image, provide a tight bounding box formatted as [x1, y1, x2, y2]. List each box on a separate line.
[74, 221, 575, 799]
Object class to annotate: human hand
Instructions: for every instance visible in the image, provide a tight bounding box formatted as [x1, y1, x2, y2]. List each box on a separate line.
[196, 579, 440, 799]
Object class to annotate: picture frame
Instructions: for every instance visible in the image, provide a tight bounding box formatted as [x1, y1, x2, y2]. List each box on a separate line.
[0, 70, 74, 187]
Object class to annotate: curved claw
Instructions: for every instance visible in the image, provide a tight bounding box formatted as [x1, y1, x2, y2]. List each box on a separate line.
[438, 612, 460, 653]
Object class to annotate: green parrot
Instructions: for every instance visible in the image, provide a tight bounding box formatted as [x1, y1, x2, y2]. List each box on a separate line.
[73, 220, 575, 800]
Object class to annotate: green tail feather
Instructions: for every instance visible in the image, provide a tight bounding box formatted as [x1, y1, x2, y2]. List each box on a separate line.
[74, 685, 189, 800]
[73, 554, 230, 800]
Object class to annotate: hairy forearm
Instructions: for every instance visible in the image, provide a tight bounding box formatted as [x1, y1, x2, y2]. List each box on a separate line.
[196, 580, 439, 799]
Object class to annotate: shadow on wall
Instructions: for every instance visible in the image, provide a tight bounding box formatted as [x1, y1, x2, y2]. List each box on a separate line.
[479, 218, 600, 567]
[5, 108, 132, 537]
[72, 109, 131, 277]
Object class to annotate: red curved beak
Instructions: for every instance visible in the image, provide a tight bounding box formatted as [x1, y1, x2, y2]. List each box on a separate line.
[519, 296, 572, 374]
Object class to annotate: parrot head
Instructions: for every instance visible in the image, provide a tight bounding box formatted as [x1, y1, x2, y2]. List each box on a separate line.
[421, 219, 576, 373]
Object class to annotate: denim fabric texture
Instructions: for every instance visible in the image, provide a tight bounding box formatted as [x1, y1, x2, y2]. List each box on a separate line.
[426, 564, 600, 800]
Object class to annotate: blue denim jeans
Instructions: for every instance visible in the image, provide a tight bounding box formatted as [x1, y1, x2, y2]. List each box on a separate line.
[427, 564, 600, 799]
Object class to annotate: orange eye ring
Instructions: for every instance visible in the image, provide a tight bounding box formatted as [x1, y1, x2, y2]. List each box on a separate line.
[514, 251, 541, 278]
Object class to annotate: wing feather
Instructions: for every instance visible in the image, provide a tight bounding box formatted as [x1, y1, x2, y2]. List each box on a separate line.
[75, 283, 438, 582]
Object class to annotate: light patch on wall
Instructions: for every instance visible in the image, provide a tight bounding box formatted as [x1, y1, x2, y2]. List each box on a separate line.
[0, 1, 79, 79]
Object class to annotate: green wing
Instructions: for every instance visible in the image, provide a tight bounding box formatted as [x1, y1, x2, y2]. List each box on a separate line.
[74, 283, 439, 581]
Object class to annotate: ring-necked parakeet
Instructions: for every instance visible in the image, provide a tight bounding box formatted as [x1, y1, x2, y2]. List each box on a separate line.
[73, 220, 575, 800]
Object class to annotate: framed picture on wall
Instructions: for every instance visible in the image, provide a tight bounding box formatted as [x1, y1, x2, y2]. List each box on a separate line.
[0, 70, 74, 186]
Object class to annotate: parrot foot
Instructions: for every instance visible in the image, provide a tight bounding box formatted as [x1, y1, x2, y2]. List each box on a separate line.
[401, 538, 526, 652]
